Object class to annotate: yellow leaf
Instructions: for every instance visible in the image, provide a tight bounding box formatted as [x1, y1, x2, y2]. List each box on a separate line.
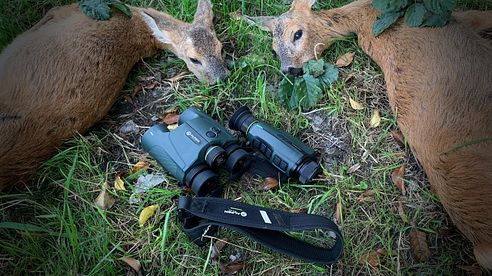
[132, 161, 149, 174]
[120, 257, 141, 272]
[370, 110, 381, 128]
[335, 201, 342, 223]
[139, 204, 159, 227]
[94, 182, 115, 210]
[349, 97, 364, 110]
[167, 123, 178, 131]
[336, 52, 355, 67]
[114, 175, 126, 191]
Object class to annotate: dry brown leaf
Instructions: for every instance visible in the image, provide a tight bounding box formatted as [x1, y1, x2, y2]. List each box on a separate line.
[348, 163, 361, 174]
[336, 52, 355, 67]
[360, 250, 384, 269]
[114, 175, 126, 191]
[344, 72, 357, 82]
[459, 265, 482, 276]
[95, 182, 115, 210]
[349, 97, 364, 110]
[289, 208, 308, 213]
[144, 82, 157, 90]
[229, 10, 243, 21]
[409, 229, 431, 262]
[132, 161, 149, 174]
[398, 200, 409, 223]
[335, 201, 342, 222]
[390, 130, 405, 147]
[211, 239, 228, 260]
[139, 204, 159, 227]
[370, 110, 381, 128]
[133, 84, 142, 94]
[166, 71, 188, 83]
[162, 113, 180, 125]
[167, 123, 178, 131]
[261, 177, 279, 191]
[391, 165, 406, 195]
[121, 257, 142, 273]
[357, 189, 375, 202]
[220, 261, 245, 274]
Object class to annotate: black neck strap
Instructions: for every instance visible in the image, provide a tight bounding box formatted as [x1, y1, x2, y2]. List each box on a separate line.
[178, 196, 343, 264]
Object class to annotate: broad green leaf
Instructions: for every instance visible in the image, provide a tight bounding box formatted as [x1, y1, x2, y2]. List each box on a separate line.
[302, 74, 322, 108]
[304, 59, 324, 77]
[372, 0, 408, 13]
[109, 0, 133, 18]
[423, 0, 456, 15]
[423, 12, 450, 27]
[319, 63, 339, 88]
[289, 78, 306, 109]
[79, 0, 111, 21]
[372, 12, 402, 37]
[404, 3, 427, 27]
[278, 76, 295, 107]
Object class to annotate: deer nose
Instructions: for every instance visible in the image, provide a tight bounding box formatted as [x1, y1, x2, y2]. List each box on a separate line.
[288, 67, 303, 77]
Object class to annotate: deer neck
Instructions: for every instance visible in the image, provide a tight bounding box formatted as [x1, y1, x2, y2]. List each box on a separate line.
[316, 0, 378, 38]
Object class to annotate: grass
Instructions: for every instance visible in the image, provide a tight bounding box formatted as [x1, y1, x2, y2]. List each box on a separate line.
[0, 0, 490, 275]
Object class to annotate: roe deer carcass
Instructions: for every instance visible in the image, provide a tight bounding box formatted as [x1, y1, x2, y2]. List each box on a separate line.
[247, 0, 492, 269]
[0, 0, 228, 191]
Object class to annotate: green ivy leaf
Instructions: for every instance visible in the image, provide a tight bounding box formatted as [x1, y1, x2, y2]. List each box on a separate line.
[404, 3, 427, 27]
[423, 0, 456, 15]
[79, 0, 111, 20]
[109, 0, 132, 18]
[372, 0, 408, 13]
[319, 63, 339, 88]
[278, 76, 295, 107]
[302, 74, 322, 108]
[372, 12, 402, 37]
[304, 59, 325, 77]
[422, 12, 450, 27]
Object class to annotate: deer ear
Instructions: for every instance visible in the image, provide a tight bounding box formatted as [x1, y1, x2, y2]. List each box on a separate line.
[140, 11, 173, 45]
[193, 0, 214, 28]
[243, 15, 276, 32]
[290, 0, 316, 12]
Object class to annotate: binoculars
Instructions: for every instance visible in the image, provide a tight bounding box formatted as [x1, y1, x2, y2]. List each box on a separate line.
[142, 106, 321, 196]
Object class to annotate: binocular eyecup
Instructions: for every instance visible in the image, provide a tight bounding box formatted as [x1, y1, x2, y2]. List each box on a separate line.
[229, 106, 255, 133]
[184, 165, 218, 196]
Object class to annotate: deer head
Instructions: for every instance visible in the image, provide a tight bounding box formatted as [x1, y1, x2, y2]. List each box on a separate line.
[140, 0, 229, 84]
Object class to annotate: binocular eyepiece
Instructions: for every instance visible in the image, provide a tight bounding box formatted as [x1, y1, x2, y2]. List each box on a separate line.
[229, 106, 321, 184]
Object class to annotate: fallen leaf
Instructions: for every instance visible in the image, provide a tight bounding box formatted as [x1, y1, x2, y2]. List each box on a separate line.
[349, 97, 364, 110]
[390, 130, 405, 147]
[357, 189, 375, 202]
[335, 201, 342, 223]
[229, 10, 243, 21]
[336, 52, 355, 67]
[289, 208, 308, 213]
[113, 175, 126, 191]
[220, 261, 245, 274]
[139, 204, 159, 227]
[121, 257, 141, 273]
[211, 239, 228, 260]
[94, 182, 115, 210]
[134, 173, 167, 193]
[398, 200, 409, 223]
[409, 229, 431, 262]
[360, 250, 384, 269]
[370, 110, 381, 128]
[144, 82, 157, 90]
[132, 161, 149, 174]
[348, 163, 361, 174]
[344, 72, 357, 82]
[119, 120, 139, 135]
[167, 123, 178, 131]
[162, 113, 180, 125]
[261, 177, 279, 191]
[391, 165, 406, 195]
[166, 71, 188, 83]
[133, 84, 142, 94]
[459, 264, 482, 276]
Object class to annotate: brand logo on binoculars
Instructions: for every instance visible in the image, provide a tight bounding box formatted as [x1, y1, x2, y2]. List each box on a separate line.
[185, 131, 201, 144]
[224, 207, 247, 217]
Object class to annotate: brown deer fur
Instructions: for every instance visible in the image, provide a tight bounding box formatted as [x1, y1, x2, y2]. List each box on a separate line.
[0, 0, 228, 191]
[248, 0, 492, 269]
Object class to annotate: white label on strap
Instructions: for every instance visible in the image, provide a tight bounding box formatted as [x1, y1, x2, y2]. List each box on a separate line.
[259, 210, 272, 224]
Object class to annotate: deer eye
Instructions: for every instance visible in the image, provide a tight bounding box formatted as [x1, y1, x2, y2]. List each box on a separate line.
[293, 30, 303, 42]
[190, 58, 201, 65]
